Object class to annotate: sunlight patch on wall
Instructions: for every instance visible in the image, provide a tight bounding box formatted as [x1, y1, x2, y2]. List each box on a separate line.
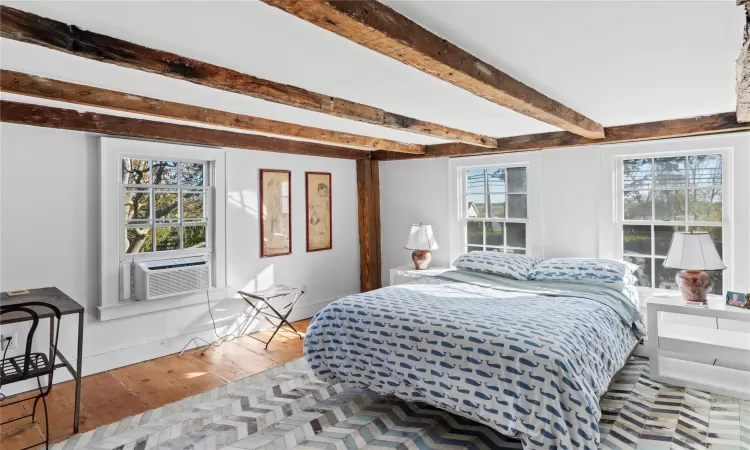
[228, 190, 259, 217]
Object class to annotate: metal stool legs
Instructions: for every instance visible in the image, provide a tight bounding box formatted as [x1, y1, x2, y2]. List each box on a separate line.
[239, 289, 304, 350]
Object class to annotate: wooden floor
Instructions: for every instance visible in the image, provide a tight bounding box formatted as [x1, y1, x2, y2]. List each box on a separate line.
[0, 319, 311, 450]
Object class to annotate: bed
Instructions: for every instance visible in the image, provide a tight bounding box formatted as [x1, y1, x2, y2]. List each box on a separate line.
[304, 269, 645, 450]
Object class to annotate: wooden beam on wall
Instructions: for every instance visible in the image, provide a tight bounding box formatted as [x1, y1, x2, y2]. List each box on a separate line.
[0, 5, 496, 148]
[738, 2, 750, 122]
[356, 159, 382, 292]
[372, 112, 750, 160]
[0, 70, 424, 154]
[0, 100, 370, 160]
[263, 0, 605, 139]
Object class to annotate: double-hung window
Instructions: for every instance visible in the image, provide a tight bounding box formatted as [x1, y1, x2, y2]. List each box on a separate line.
[619, 153, 725, 294]
[462, 166, 528, 254]
[121, 158, 212, 256]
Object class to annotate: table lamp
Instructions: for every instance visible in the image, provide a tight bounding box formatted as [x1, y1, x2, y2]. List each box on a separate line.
[663, 231, 725, 303]
[405, 224, 438, 270]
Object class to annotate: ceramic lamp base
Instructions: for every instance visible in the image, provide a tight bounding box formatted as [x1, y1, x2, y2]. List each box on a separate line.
[676, 270, 712, 303]
[412, 250, 432, 270]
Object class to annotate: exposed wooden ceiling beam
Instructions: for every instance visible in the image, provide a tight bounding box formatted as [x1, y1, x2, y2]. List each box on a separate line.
[372, 112, 749, 160]
[737, 2, 749, 122]
[263, 0, 605, 139]
[0, 70, 424, 154]
[0, 100, 370, 160]
[0, 5, 496, 148]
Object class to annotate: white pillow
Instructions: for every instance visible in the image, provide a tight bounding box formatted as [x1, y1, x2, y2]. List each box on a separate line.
[527, 257, 638, 290]
[453, 251, 542, 280]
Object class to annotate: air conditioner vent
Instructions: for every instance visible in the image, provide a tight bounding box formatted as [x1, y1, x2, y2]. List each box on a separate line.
[133, 256, 210, 300]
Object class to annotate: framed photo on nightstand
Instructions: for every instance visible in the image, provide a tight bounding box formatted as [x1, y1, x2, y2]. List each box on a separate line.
[726, 291, 750, 308]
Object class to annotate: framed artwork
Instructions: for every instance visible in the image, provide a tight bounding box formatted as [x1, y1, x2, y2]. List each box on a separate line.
[306, 172, 332, 252]
[726, 291, 750, 309]
[260, 169, 291, 257]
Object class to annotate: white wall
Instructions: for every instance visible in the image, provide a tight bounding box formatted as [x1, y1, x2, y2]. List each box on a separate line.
[0, 123, 359, 394]
[379, 158, 450, 285]
[538, 147, 601, 259]
[380, 134, 750, 293]
[225, 148, 359, 307]
[378, 147, 600, 286]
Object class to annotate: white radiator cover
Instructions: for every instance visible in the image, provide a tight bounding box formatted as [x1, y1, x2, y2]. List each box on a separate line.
[133, 256, 211, 301]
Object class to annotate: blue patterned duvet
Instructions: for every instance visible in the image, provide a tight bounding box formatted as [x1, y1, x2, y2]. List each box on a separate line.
[305, 270, 644, 450]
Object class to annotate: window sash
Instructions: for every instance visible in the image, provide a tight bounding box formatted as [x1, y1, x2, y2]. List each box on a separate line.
[122, 158, 207, 187]
[620, 154, 724, 222]
[462, 165, 529, 253]
[617, 152, 726, 293]
[120, 157, 212, 258]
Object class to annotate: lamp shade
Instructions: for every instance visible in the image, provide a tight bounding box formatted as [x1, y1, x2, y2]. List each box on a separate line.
[663, 231, 725, 271]
[405, 224, 438, 251]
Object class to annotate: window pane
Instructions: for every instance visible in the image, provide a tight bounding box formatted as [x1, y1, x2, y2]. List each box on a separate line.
[155, 226, 180, 251]
[485, 222, 504, 246]
[506, 249, 526, 255]
[654, 157, 686, 188]
[688, 188, 722, 221]
[487, 247, 503, 252]
[155, 191, 179, 222]
[184, 225, 206, 249]
[654, 225, 681, 256]
[487, 168, 505, 193]
[654, 258, 679, 291]
[624, 256, 652, 287]
[623, 158, 652, 189]
[183, 191, 204, 220]
[688, 154, 722, 187]
[122, 159, 149, 184]
[182, 163, 204, 186]
[153, 161, 179, 185]
[506, 223, 526, 248]
[466, 169, 485, 195]
[467, 246, 483, 253]
[623, 225, 650, 255]
[507, 168, 526, 193]
[467, 221, 483, 245]
[624, 190, 652, 220]
[467, 194, 486, 218]
[689, 226, 723, 259]
[654, 190, 685, 221]
[125, 227, 152, 254]
[124, 189, 150, 222]
[507, 194, 527, 219]
[489, 194, 505, 218]
[708, 272, 723, 295]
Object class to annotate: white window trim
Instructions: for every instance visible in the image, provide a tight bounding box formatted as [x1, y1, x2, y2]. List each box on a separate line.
[100, 138, 227, 320]
[449, 152, 544, 265]
[598, 133, 750, 296]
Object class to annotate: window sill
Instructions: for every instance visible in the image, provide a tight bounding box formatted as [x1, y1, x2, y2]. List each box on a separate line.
[97, 287, 229, 321]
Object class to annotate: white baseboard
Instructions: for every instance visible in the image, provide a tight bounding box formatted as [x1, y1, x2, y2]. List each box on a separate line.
[0, 293, 349, 397]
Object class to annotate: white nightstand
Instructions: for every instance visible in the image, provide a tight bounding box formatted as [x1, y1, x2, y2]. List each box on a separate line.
[647, 294, 750, 400]
[389, 264, 453, 286]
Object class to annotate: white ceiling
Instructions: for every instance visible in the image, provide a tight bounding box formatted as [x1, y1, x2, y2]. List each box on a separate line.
[0, 1, 745, 146]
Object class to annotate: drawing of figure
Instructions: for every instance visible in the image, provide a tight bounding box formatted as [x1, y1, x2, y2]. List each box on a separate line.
[307, 175, 331, 250]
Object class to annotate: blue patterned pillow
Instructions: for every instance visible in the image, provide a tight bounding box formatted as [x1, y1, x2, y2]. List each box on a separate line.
[453, 252, 542, 280]
[527, 258, 638, 289]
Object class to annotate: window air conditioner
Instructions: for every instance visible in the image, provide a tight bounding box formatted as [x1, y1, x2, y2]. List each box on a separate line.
[133, 256, 211, 301]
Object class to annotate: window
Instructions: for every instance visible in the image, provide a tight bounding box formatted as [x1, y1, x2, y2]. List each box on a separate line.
[619, 154, 724, 293]
[121, 158, 211, 256]
[463, 166, 528, 254]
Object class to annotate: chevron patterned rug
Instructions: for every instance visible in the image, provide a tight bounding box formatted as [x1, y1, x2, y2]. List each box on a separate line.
[51, 357, 749, 450]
